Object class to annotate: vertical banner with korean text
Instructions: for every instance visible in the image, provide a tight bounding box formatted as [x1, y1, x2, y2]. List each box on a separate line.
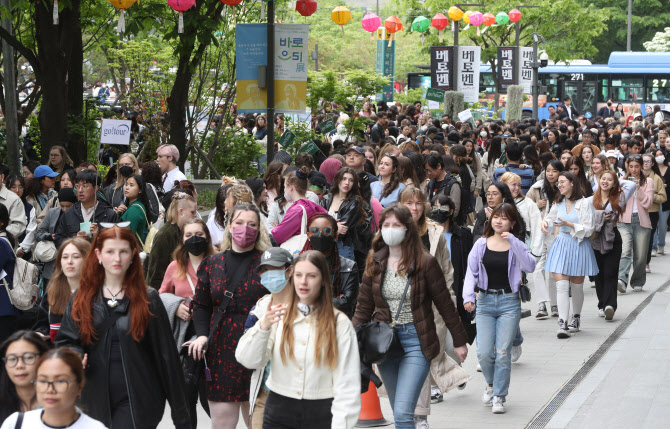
[457, 46, 481, 103]
[376, 28, 395, 102]
[518, 47, 534, 94]
[497, 47, 517, 94]
[236, 24, 308, 114]
[431, 46, 454, 91]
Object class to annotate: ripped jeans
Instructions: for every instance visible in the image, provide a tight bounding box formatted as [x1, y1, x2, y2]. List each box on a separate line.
[475, 291, 521, 400]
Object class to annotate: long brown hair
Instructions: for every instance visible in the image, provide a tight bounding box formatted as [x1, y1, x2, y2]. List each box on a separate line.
[364, 205, 425, 277]
[279, 251, 339, 369]
[482, 203, 523, 239]
[47, 238, 91, 316]
[555, 172, 585, 203]
[331, 167, 368, 222]
[624, 155, 647, 187]
[72, 227, 151, 345]
[593, 171, 623, 215]
[172, 218, 215, 280]
[379, 154, 401, 198]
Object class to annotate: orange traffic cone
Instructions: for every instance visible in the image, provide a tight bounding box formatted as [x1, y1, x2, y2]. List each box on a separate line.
[356, 381, 391, 427]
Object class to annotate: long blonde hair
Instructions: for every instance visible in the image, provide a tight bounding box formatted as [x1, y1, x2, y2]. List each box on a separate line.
[47, 238, 91, 316]
[219, 203, 271, 252]
[114, 153, 139, 190]
[280, 251, 339, 369]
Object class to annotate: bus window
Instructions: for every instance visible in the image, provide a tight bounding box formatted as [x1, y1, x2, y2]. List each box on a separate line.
[599, 79, 609, 102]
[542, 76, 559, 101]
[611, 77, 644, 102]
[646, 76, 670, 103]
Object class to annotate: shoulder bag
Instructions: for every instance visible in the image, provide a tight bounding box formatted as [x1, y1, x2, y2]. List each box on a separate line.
[357, 272, 412, 365]
[279, 204, 308, 257]
[1, 235, 40, 311]
[132, 203, 157, 253]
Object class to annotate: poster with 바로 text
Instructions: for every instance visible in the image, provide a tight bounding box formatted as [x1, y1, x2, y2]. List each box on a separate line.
[456, 46, 481, 103]
[100, 119, 132, 145]
[236, 24, 308, 114]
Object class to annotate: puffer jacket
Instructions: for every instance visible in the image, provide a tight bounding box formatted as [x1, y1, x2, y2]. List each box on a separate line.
[56, 288, 191, 429]
[352, 247, 468, 361]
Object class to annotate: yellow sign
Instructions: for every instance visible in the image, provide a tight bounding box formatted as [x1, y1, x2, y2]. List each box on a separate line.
[377, 28, 391, 41]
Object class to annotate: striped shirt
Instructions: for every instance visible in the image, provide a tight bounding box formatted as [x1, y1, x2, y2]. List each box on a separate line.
[492, 164, 535, 195]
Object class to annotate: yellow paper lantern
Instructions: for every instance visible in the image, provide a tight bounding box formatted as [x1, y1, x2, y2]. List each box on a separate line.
[463, 10, 473, 24]
[108, 0, 138, 33]
[448, 6, 464, 21]
[331, 6, 352, 39]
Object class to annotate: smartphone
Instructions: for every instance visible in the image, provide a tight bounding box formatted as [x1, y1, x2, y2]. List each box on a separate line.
[79, 222, 91, 235]
[553, 219, 562, 225]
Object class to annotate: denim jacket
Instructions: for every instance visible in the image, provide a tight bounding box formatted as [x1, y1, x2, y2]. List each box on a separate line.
[462, 235, 537, 305]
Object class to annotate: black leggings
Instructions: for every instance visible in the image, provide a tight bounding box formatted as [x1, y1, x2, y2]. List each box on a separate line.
[594, 228, 622, 311]
[647, 211, 660, 264]
[263, 391, 333, 429]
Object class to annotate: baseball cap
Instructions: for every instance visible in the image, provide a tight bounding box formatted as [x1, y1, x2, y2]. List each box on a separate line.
[257, 248, 294, 270]
[345, 146, 364, 155]
[605, 150, 619, 159]
[502, 133, 511, 138]
[33, 165, 59, 178]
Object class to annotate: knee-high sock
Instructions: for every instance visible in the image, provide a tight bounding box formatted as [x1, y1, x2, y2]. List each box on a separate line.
[556, 280, 571, 322]
[571, 282, 584, 316]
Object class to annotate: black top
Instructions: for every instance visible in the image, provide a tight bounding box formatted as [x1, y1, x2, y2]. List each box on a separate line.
[482, 246, 511, 291]
[662, 167, 670, 212]
[421, 232, 430, 252]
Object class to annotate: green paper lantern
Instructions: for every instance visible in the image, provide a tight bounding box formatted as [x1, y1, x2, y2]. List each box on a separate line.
[496, 12, 509, 25]
[411, 16, 430, 33]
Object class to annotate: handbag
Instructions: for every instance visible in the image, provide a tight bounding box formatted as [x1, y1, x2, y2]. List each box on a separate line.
[1, 236, 40, 311]
[357, 273, 412, 365]
[34, 241, 57, 263]
[280, 204, 308, 257]
[132, 203, 157, 253]
[519, 273, 531, 303]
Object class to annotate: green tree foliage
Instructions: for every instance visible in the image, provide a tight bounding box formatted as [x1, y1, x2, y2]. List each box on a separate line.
[644, 27, 670, 52]
[578, 0, 670, 63]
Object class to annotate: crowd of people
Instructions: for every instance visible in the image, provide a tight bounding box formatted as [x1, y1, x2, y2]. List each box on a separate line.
[1, 96, 669, 429]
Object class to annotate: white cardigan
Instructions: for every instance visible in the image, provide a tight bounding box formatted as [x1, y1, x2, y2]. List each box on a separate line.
[543, 197, 595, 243]
[236, 308, 361, 429]
[515, 197, 544, 257]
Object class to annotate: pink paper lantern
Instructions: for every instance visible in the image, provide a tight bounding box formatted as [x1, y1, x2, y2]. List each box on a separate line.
[469, 11, 483, 35]
[168, 0, 196, 33]
[361, 12, 381, 37]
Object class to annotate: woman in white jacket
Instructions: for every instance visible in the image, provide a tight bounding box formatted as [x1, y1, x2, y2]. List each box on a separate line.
[541, 172, 598, 339]
[236, 250, 361, 429]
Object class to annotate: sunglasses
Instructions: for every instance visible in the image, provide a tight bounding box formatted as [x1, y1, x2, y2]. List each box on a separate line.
[309, 226, 334, 235]
[99, 221, 131, 229]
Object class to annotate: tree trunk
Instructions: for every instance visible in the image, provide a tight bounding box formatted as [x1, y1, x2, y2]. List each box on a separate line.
[67, 0, 85, 165]
[34, 0, 76, 164]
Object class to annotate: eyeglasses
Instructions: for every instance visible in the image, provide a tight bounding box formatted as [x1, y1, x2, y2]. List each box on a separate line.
[32, 379, 74, 393]
[309, 226, 334, 236]
[75, 183, 93, 190]
[485, 192, 501, 198]
[2, 352, 39, 368]
[99, 221, 131, 229]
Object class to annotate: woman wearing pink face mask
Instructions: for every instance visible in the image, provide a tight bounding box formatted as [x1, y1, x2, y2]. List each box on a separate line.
[188, 203, 272, 429]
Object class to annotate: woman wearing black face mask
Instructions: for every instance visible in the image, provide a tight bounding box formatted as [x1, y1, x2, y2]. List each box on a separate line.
[300, 213, 360, 318]
[159, 218, 215, 429]
[104, 153, 139, 209]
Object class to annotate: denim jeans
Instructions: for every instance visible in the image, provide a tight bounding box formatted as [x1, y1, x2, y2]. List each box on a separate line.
[337, 241, 355, 260]
[618, 214, 652, 287]
[475, 291, 521, 400]
[377, 323, 431, 429]
[653, 209, 670, 250]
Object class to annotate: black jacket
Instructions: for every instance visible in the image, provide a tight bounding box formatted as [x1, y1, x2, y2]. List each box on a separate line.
[104, 183, 161, 224]
[334, 256, 359, 318]
[320, 194, 362, 246]
[370, 123, 385, 144]
[56, 288, 190, 429]
[54, 199, 118, 248]
[446, 225, 476, 344]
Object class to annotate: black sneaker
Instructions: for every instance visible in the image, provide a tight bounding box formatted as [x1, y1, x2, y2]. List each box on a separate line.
[568, 314, 581, 332]
[557, 319, 571, 338]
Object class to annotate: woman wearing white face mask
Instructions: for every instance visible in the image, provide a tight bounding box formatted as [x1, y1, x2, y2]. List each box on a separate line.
[352, 205, 468, 429]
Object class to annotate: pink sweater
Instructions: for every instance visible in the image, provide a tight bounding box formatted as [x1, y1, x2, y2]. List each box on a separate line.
[271, 199, 327, 244]
[158, 260, 198, 298]
[620, 177, 654, 228]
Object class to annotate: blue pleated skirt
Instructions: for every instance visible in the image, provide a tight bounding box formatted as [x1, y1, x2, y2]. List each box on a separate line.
[545, 232, 599, 276]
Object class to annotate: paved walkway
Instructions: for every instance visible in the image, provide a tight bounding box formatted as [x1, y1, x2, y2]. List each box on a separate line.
[160, 257, 670, 429]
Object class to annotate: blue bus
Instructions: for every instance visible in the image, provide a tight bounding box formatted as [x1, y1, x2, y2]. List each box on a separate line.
[408, 51, 670, 120]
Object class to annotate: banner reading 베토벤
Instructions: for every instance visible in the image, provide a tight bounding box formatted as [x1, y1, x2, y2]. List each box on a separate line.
[456, 46, 481, 103]
[497, 47, 516, 94]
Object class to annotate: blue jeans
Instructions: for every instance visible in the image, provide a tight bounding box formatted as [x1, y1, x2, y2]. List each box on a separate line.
[653, 209, 670, 250]
[377, 323, 431, 429]
[618, 214, 651, 287]
[475, 291, 521, 400]
[337, 241, 354, 260]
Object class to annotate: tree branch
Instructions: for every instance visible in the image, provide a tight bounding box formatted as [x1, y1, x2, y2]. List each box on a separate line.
[0, 26, 41, 78]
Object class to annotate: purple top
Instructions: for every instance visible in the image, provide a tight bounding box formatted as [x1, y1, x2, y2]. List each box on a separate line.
[462, 234, 536, 304]
[271, 199, 327, 244]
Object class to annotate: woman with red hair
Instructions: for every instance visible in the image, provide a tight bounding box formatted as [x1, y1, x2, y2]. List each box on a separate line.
[56, 225, 190, 429]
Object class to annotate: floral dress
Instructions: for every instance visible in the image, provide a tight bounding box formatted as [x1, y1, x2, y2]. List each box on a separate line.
[194, 248, 266, 402]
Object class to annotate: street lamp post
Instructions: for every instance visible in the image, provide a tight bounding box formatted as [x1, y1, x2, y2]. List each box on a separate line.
[514, 5, 540, 72]
[531, 32, 548, 120]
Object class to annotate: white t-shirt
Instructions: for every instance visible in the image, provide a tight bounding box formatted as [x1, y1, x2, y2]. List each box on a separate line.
[162, 167, 188, 192]
[1, 410, 108, 429]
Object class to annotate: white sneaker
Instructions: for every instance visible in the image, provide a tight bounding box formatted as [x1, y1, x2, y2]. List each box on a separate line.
[430, 385, 443, 403]
[477, 363, 482, 372]
[652, 250, 657, 257]
[659, 246, 665, 255]
[598, 308, 605, 318]
[511, 345, 522, 363]
[414, 416, 430, 429]
[482, 386, 494, 405]
[604, 305, 615, 321]
[633, 286, 643, 292]
[491, 396, 506, 414]
[617, 279, 627, 294]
